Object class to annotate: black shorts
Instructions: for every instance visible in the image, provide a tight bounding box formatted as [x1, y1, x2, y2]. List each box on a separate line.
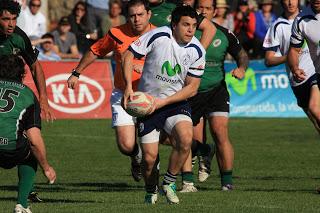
[292, 73, 320, 108]
[0, 137, 31, 169]
[189, 82, 229, 126]
[137, 101, 191, 137]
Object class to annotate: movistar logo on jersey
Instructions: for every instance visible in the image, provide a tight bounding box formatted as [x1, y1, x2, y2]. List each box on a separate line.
[161, 61, 181, 77]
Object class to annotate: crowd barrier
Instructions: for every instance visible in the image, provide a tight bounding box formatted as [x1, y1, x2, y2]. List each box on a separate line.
[24, 60, 304, 119]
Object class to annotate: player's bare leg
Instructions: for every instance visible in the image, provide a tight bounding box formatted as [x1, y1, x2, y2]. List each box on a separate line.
[208, 115, 234, 190]
[306, 85, 320, 134]
[115, 125, 142, 181]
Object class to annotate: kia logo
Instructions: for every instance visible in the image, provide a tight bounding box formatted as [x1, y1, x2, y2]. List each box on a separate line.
[46, 74, 105, 114]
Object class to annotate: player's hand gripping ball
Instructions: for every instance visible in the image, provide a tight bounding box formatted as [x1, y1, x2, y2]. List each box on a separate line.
[125, 92, 155, 117]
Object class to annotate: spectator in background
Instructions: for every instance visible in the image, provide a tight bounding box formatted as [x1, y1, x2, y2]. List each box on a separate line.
[17, 0, 46, 39]
[68, 1, 98, 55]
[52, 16, 80, 59]
[101, 0, 126, 36]
[233, 0, 256, 57]
[253, 0, 276, 58]
[86, 0, 109, 38]
[212, 0, 234, 31]
[38, 33, 61, 61]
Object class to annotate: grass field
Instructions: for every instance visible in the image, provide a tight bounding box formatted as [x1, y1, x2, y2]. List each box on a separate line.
[1, 118, 320, 213]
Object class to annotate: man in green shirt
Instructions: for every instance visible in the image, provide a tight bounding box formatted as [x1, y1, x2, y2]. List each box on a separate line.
[0, 0, 53, 121]
[0, 55, 56, 213]
[180, 0, 249, 192]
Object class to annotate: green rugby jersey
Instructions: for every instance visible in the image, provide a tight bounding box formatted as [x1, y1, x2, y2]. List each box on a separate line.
[150, 1, 176, 27]
[195, 23, 242, 92]
[0, 26, 38, 68]
[0, 79, 41, 151]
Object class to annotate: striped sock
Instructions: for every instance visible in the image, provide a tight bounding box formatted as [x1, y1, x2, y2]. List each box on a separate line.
[163, 171, 177, 185]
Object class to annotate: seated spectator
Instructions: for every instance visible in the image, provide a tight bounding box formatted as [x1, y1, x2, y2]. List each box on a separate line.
[17, 0, 46, 39]
[212, 0, 234, 31]
[38, 33, 61, 61]
[68, 1, 98, 55]
[51, 16, 80, 59]
[101, 0, 126, 36]
[253, 0, 276, 58]
[233, 0, 256, 57]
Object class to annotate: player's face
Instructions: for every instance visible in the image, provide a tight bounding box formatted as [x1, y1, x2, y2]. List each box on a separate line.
[0, 10, 17, 36]
[281, 0, 299, 14]
[197, 0, 215, 20]
[172, 16, 197, 44]
[311, 0, 320, 13]
[128, 4, 151, 35]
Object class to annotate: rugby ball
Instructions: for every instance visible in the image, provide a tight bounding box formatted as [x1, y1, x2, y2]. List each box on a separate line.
[125, 92, 155, 117]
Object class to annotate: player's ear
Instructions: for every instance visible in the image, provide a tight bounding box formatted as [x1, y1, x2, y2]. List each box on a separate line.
[147, 9, 152, 19]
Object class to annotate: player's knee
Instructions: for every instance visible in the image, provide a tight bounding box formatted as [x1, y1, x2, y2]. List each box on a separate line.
[143, 152, 157, 169]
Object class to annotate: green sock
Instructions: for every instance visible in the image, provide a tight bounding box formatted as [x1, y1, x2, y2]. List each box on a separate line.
[221, 170, 233, 186]
[17, 155, 38, 208]
[181, 171, 194, 183]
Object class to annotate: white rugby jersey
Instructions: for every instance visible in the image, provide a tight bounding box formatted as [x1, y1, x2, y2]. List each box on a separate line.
[263, 15, 315, 87]
[129, 26, 206, 98]
[291, 6, 320, 72]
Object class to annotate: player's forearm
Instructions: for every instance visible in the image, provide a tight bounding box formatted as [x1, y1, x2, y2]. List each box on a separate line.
[197, 18, 216, 49]
[164, 79, 200, 106]
[26, 128, 50, 171]
[74, 50, 98, 73]
[122, 51, 134, 89]
[265, 51, 287, 67]
[235, 48, 249, 70]
[31, 61, 48, 102]
[287, 47, 300, 71]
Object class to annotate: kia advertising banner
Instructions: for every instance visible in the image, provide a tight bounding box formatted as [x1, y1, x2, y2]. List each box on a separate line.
[24, 61, 113, 119]
[225, 60, 305, 117]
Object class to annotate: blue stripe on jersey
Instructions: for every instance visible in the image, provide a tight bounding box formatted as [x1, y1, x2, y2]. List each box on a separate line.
[263, 45, 279, 51]
[290, 41, 303, 48]
[291, 34, 303, 42]
[185, 44, 203, 60]
[147, 32, 170, 48]
[273, 21, 289, 38]
[128, 46, 145, 59]
[297, 15, 317, 32]
[187, 72, 202, 78]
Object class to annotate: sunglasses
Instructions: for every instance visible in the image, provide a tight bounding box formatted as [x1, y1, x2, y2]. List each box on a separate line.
[30, 3, 41, 7]
[76, 7, 85, 11]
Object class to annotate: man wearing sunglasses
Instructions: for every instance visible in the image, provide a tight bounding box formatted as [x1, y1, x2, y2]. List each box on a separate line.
[17, 0, 46, 39]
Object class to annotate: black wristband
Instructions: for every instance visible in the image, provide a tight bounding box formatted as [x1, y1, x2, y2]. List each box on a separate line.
[71, 69, 80, 78]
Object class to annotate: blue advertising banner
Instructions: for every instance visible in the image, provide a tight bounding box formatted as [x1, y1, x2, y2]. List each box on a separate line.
[225, 60, 305, 117]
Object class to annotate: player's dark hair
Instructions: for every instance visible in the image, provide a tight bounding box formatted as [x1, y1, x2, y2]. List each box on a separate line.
[127, 0, 150, 13]
[0, 55, 26, 82]
[0, 0, 21, 16]
[171, 5, 198, 27]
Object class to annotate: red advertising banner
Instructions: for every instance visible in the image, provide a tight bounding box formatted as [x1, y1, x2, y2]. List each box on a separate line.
[24, 61, 113, 119]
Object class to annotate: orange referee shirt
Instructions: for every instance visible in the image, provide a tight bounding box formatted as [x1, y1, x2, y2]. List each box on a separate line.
[91, 23, 156, 92]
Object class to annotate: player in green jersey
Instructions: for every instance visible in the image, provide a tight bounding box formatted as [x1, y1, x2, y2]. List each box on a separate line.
[179, 0, 249, 192]
[0, 55, 56, 213]
[148, 0, 216, 49]
[0, 0, 53, 121]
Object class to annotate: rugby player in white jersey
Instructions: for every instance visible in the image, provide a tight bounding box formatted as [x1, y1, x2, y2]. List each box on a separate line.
[287, 0, 320, 193]
[264, 0, 320, 133]
[122, 5, 206, 204]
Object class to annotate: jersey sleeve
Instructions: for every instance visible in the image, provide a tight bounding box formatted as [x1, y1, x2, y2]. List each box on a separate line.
[14, 26, 38, 68]
[90, 30, 117, 56]
[21, 94, 41, 130]
[290, 17, 304, 48]
[225, 28, 242, 58]
[188, 45, 206, 78]
[263, 22, 280, 52]
[128, 29, 164, 59]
